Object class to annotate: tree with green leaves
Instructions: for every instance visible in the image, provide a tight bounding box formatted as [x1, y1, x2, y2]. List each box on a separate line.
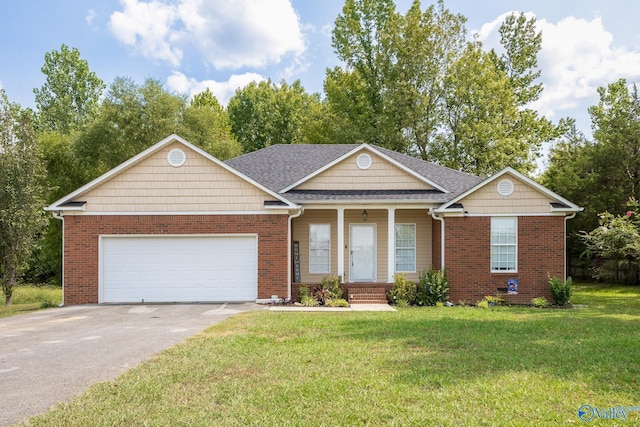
[327, 1, 558, 175]
[179, 88, 242, 160]
[74, 77, 187, 178]
[228, 79, 321, 153]
[496, 12, 543, 106]
[33, 44, 105, 133]
[543, 79, 640, 280]
[432, 41, 520, 175]
[388, 0, 467, 157]
[581, 200, 640, 284]
[328, 0, 399, 148]
[28, 45, 105, 285]
[433, 12, 556, 176]
[545, 79, 640, 227]
[0, 90, 49, 305]
[588, 79, 640, 201]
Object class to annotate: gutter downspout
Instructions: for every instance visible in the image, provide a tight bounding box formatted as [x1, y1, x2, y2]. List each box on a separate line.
[50, 211, 64, 306]
[287, 206, 304, 300]
[564, 213, 577, 281]
[430, 211, 445, 270]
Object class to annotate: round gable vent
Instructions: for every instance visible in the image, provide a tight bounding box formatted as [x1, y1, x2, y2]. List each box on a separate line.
[167, 148, 186, 167]
[497, 178, 514, 196]
[356, 153, 372, 170]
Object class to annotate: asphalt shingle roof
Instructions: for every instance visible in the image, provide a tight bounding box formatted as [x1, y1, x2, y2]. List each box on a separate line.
[226, 144, 483, 205]
[227, 144, 359, 192]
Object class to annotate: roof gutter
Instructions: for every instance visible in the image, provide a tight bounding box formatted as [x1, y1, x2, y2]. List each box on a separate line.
[430, 210, 445, 270]
[287, 206, 304, 300]
[564, 212, 577, 281]
[49, 210, 65, 306]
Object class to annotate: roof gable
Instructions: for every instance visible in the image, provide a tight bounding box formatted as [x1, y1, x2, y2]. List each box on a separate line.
[435, 167, 582, 213]
[226, 143, 485, 204]
[47, 135, 297, 212]
[287, 145, 440, 192]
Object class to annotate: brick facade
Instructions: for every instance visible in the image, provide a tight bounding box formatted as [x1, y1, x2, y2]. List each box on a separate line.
[63, 214, 289, 305]
[444, 215, 565, 304]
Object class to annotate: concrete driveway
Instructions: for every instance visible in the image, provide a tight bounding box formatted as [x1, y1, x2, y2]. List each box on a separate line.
[0, 303, 265, 426]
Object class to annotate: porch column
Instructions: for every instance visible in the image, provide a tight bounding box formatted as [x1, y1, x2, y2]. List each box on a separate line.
[337, 208, 345, 281]
[387, 207, 396, 283]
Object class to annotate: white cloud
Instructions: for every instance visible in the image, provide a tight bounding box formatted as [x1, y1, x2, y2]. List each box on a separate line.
[178, 0, 305, 69]
[477, 13, 640, 118]
[86, 9, 97, 26]
[109, 0, 306, 70]
[166, 71, 266, 106]
[109, 0, 183, 66]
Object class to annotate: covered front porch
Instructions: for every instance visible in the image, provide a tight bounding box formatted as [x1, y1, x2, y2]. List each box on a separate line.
[290, 207, 438, 300]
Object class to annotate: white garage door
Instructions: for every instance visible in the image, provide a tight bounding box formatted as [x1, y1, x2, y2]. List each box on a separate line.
[100, 235, 257, 303]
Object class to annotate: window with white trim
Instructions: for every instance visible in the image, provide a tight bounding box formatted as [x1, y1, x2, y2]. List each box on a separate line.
[309, 224, 330, 273]
[491, 217, 517, 272]
[395, 224, 416, 272]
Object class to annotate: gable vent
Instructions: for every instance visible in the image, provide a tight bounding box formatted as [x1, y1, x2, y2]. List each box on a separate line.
[167, 148, 186, 167]
[497, 179, 514, 196]
[356, 153, 372, 170]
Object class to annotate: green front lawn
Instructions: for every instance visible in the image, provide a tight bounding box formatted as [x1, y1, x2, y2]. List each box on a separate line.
[25, 284, 640, 426]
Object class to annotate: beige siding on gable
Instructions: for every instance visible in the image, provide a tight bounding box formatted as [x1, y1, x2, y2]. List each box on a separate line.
[81, 142, 275, 212]
[460, 176, 553, 214]
[295, 151, 433, 191]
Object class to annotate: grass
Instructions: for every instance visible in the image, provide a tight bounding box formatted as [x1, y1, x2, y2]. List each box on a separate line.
[23, 283, 640, 426]
[0, 284, 61, 318]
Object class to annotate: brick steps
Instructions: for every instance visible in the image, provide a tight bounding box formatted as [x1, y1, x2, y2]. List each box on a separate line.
[348, 287, 388, 305]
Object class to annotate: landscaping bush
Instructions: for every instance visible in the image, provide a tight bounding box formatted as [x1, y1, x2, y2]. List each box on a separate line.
[388, 273, 417, 306]
[299, 285, 311, 301]
[298, 285, 320, 306]
[482, 295, 505, 306]
[320, 275, 343, 300]
[313, 287, 330, 305]
[325, 298, 349, 307]
[300, 294, 319, 307]
[531, 297, 549, 308]
[548, 275, 573, 306]
[416, 268, 449, 306]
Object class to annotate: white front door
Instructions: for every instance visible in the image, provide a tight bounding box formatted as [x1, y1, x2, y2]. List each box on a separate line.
[350, 224, 376, 281]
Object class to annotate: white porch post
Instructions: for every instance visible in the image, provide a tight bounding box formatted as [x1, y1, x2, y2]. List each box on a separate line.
[387, 207, 396, 283]
[337, 208, 345, 282]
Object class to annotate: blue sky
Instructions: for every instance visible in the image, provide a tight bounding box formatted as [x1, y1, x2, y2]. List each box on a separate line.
[1, 0, 640, 140]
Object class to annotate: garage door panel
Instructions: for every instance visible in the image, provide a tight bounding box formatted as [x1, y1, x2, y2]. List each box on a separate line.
[101, 235, 257, 303]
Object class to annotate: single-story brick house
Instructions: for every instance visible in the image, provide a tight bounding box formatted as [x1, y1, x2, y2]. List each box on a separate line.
[46, 134, 581, 305]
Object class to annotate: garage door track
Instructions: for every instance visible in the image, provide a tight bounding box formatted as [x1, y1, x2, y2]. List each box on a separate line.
[0, 303, 265, 426]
